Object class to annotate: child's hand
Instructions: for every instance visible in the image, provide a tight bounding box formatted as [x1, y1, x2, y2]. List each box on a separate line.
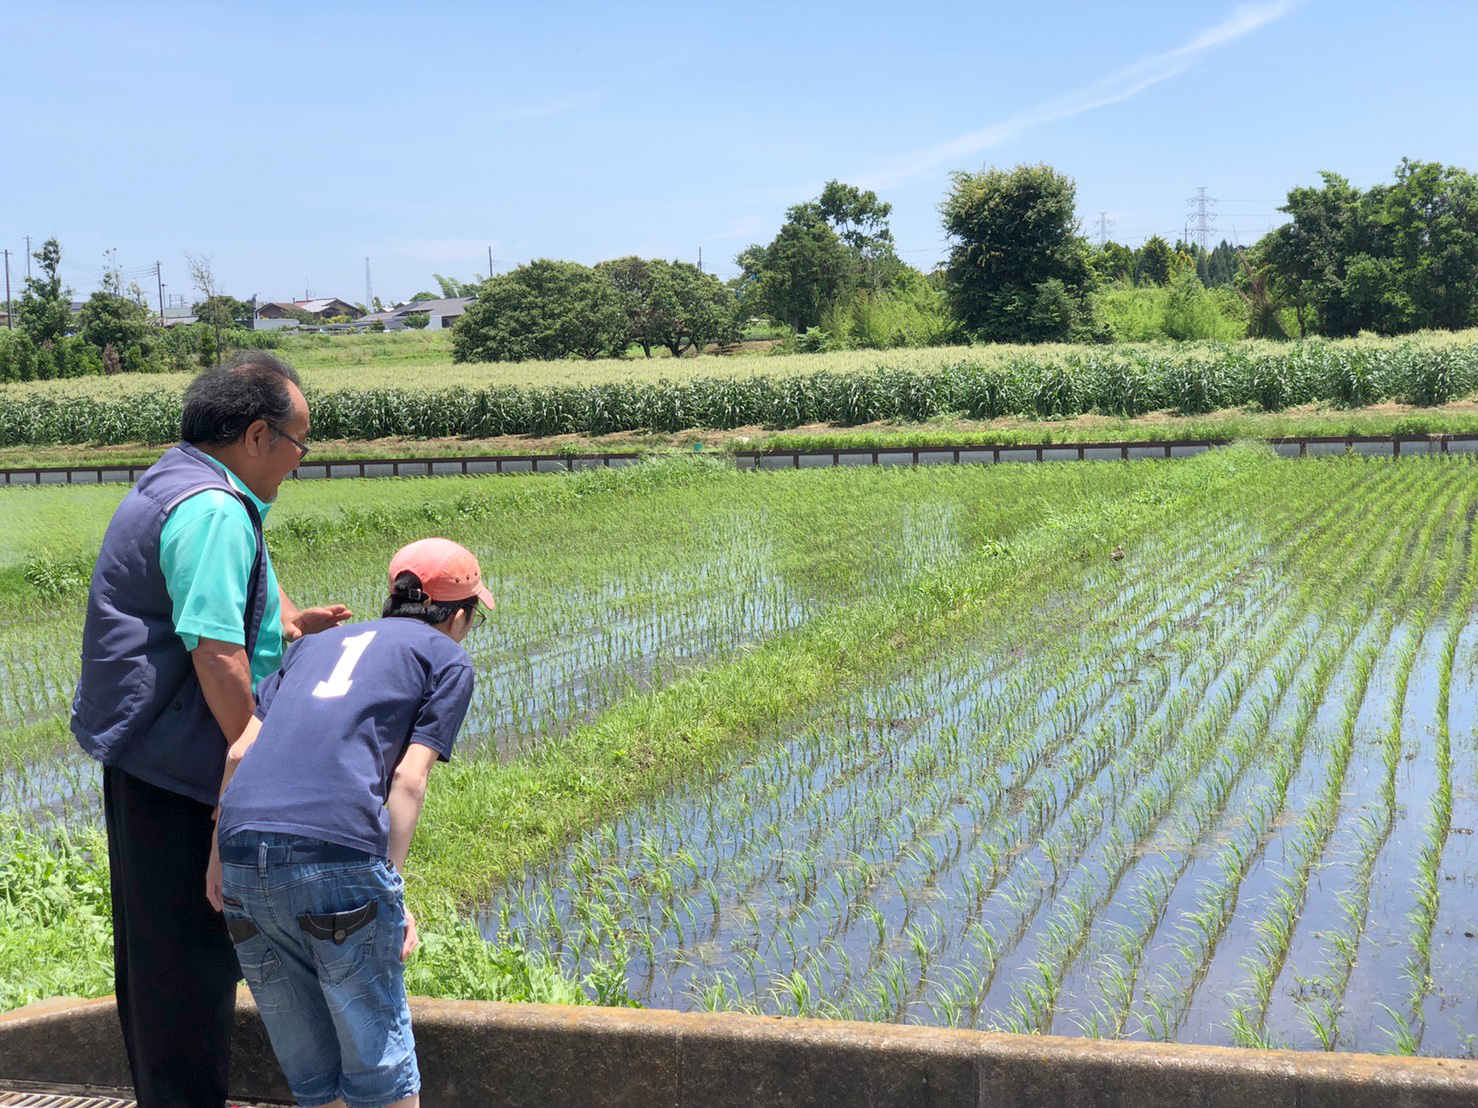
[205, 838, 223, 913]
[402, 907, 419, 961]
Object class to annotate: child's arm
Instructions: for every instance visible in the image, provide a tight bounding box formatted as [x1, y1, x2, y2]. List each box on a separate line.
[386, 742, 440, 961]
[205, 714, 263, 911]
[387, 743, 440, 873]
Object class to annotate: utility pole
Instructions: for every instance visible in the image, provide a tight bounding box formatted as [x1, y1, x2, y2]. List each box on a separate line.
[488, 246, 494, 281]
[24, 235, 32, 280]
[155, 262, 165, 325]
[698, 247, 703, 273]
[1095, 212, 1114, 248]
[3, 249, 11, 329]
[1186, 186, 1217, 253]
[364, 257, 374, 311]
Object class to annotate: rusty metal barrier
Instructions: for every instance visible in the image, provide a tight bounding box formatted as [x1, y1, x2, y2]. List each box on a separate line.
[3, 435, 1477, 486]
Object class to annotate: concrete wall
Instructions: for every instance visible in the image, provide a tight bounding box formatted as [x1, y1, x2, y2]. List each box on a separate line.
[3, 994, 1477, 1107]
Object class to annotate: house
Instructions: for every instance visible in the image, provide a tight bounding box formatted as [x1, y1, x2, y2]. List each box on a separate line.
[253, 302, 300, 331]
[354, 296, 474, 331]
[255, 298, 361, 330]
[295, 297, 360, 320]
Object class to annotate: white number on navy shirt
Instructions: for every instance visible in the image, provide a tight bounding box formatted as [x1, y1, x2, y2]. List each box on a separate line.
[312, 630, 377, 699]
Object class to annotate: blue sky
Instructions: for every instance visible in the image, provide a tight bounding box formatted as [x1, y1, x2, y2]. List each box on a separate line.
[3, 1, 1475, 307]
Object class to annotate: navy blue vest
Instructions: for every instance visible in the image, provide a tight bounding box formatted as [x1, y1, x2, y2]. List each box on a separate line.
[71, 443, 271, 805]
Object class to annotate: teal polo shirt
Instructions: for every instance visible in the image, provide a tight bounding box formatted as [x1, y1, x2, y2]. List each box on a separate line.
[158, 455, 284, 686]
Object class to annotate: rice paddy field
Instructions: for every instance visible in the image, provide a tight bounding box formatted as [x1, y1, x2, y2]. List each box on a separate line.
[4, 447, 1478, 1057]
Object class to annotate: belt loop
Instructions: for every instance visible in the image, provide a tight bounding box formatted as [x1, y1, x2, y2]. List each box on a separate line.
[258, 837, 268, 876]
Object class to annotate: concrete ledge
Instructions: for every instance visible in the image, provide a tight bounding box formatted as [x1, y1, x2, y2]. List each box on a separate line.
[4, 994, 1478, 1107]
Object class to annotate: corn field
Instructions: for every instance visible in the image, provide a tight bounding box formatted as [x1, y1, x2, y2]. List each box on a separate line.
[2, 335, 1478, 446]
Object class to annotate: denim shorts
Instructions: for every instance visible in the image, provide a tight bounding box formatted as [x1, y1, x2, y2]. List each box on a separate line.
[219, 831, 418, 1108]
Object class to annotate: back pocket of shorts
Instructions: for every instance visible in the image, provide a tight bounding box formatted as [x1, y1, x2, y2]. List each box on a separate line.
[300, 902, 377, 987]
[224, 912, 281, 991]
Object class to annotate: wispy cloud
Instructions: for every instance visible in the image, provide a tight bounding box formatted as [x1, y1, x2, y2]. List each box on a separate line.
[861, 1, 1297, 189]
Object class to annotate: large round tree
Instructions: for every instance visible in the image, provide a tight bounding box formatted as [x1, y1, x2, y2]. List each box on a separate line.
[941, 164, 1094, 342]
[452, 259, 627, 362]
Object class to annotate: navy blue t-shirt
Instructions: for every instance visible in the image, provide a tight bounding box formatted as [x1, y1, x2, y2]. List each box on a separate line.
[218, 617, 475, 857]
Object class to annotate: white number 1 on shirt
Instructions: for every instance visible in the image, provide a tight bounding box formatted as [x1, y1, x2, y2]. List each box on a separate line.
[312, 630, 377, 699]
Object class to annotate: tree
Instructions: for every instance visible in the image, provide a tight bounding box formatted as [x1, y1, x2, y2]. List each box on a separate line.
[734, 180, 902, 333]
[192, 294, 251, 328]
[1091, 241, 1135, 284]
[401, 311, 430, 329]
[1375, 159, 1478, 331]
[452, 259, 626, 362]
[16, 237, 71, 344]
[433, 274, 483, 299]
[817, 179, 897, 290]
[941, 164, 1094, 341]
[79, 288, 150, 354]
[185, 252, 232, 361]
[594, 257, 680, 357]
[1135, 236, 1173, 286]
[1205, 240, 1240, 287]
[751, 207, 853, 332]
[663, 262, 739, 356]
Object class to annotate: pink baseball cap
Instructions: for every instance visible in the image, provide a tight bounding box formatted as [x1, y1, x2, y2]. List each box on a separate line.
[388, 538, 495, 611]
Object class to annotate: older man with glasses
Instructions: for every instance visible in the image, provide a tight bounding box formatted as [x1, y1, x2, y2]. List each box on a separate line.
[71, 350, 351, 1108]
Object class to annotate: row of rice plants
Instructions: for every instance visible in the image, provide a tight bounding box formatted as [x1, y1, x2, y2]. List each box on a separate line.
[4, 339, 1478, 445]
[1180, 469, 1453, 1050]
[1330, 490, 1471, 1053]
[479, 457, 1478, 1050]
[1020, 462, 1414, 1042]
[963, 457, 1406, 1038]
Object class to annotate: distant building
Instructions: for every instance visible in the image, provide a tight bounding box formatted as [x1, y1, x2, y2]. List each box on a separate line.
[255, 297, 360, 331]
[295, 297, 360, 320]
[161, 305, 198, 328]
[355, 296, 474, 331]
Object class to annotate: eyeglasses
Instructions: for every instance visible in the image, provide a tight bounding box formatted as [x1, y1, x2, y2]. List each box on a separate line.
[272, 426, 311, 460]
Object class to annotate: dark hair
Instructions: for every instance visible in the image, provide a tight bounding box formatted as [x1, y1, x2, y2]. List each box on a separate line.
[382, 571, 479, 626]
[180, 351, 303, 446]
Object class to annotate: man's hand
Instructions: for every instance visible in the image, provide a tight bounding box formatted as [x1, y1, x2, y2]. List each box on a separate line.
[285, 604, 353, 641]
[402, 906, 419, 961]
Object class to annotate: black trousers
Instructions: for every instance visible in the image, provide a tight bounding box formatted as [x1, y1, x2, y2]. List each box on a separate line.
[103, 765, 240, 1108]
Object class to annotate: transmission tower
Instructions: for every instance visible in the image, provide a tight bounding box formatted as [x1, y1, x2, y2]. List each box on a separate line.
[1095, 211, 1115, 248]
[364, 257, 374, 310]
[1186, 187, 1218, 252]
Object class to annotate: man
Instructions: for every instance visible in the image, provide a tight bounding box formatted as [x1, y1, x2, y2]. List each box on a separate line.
[71, 351, 351, 1108]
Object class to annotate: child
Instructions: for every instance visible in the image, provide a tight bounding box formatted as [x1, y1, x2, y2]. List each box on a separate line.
[207, 538, 493, 1108]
